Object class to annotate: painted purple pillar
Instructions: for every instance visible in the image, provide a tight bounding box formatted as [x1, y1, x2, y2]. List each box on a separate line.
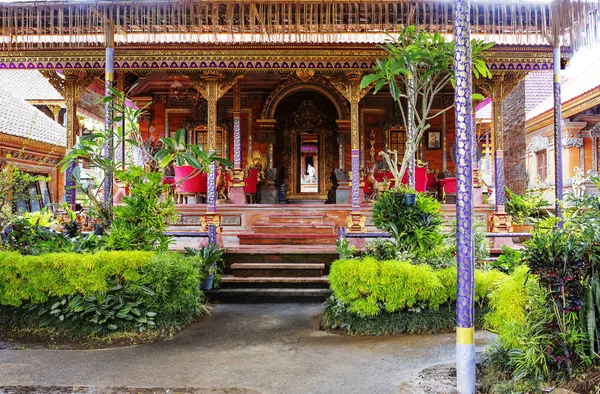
[234, 117, 242, 169]
[207, 161, 217, 214]
[407, 73, 416, 188]
[453, 0, 476, 390]
[233, 82, 242, 170]
[553, 47, 564, 220]
[351, 149, 360, 211]
[103, 22, 115, 219]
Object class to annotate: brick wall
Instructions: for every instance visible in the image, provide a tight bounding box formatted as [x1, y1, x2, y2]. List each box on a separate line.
[503, 80, 528, 194]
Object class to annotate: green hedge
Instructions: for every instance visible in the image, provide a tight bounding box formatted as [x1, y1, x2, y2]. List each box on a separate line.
[0, 251, 204, 334]
[322, 296, 489, 335]
[329, 257, 507, 317]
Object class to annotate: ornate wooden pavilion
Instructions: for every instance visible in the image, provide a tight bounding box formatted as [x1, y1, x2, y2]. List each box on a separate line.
[0, 0, 577, 241]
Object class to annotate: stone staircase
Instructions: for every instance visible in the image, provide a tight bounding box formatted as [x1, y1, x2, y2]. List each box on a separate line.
[210, 213, 338, 302]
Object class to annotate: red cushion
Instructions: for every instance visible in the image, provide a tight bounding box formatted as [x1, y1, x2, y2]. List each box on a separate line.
[400, 168, 427, 192]
[426, 173, 439, 188]
[442, 177, 457, 194]
[244, 168, 259, 194]
[414, 167, 426, 193]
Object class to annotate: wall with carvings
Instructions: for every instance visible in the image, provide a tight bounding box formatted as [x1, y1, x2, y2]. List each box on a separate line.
[0, 134, 65, 204]
[503, 80, 528, 194]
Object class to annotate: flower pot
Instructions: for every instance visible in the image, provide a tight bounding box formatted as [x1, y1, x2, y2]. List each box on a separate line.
[403, 193, 416, 206]
[201, 274, 215, 291]
[174, 165, 204, 194]
[93, 224, 104, 236]
[512, 224, 534, 243]
[377, 183, 390, 192]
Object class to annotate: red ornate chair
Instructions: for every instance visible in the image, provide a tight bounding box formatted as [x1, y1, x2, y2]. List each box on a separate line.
[400, 167, 428, 193]
[426, 171, 440, 197]
[439, 177, 457, 203]
[244, 168, 259, 204]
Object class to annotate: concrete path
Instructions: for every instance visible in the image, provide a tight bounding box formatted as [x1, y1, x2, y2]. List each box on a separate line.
[0, 303, 495, 394]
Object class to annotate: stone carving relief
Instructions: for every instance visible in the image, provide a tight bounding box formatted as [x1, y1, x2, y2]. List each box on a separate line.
[528, 136, 551, 153]
[562, 137, 584, 148]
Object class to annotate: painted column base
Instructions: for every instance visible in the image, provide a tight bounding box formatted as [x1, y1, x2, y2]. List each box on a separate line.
[346, 212, 366, 233]
[201, 213, 222, 233]
[489, 212, 513, 233]
[228, 187, 246, 204]
[456, 342, 476, 394]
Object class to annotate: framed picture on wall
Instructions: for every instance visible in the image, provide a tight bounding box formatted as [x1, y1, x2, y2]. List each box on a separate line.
[427, 131, 441, 149]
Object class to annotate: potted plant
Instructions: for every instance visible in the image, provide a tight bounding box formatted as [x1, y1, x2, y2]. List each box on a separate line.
[505, 187, 549, 232]
[154, 128, 232, 188]
[377, 177, 390, 193]
[185, 244, 226, 291]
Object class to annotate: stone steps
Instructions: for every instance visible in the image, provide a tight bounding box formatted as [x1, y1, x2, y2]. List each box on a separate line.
[252, 222, 336, 234]
[230, 262, 325, 278]
[221, 275, 329, 284]
[266, 213, 326, 224]
[237, 233, 338, 246]
[217, 212, 338, 302]
[206, 288, 332, 303]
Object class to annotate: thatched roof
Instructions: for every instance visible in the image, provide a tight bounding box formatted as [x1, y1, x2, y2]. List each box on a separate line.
[0, 0, 597, 49]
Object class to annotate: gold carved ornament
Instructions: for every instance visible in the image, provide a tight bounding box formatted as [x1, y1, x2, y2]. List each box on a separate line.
[260, 73, 349, 120]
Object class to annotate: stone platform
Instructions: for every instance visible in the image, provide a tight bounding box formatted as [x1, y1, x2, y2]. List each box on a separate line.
[170, 202, 495, 302]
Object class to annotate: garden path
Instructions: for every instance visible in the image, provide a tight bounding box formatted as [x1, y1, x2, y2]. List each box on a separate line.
[0, 303, 495, 394]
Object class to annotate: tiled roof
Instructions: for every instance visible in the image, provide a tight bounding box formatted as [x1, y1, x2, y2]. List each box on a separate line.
[524, 71, 553, 115]
[0, 70, 62, 101]
[527, 48, 600, 121]
[0, 87, 66, 147]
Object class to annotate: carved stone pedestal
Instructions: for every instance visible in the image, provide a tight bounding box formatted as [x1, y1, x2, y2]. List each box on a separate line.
[228, 186, 246, 204]
[346, 212, 366, 233]
[259, 180, 279, 204]
[489, 212, 513, 233]
[336, 182, 351, 204]
[489, 212, 514, 248]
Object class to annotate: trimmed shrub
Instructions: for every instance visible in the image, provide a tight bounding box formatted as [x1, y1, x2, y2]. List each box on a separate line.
[322, 296, 489, 335]
[371, 191, 445, 259]
[0, 251, 204, 334]
[328, 257, 508, 318]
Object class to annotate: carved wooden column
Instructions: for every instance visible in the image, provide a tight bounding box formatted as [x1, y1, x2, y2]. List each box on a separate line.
[188, 73, 240, 237]
[47, 105, 63, 123]
[476, 72, 526, 232]
[553, 46, 564, 220]
[41, 70, 98, 208]
[442, 111, 448, 175]
[229, 80, 246, 204]
[591, 123, 600, 175]
[328, 72, 372, 233]
[337, 134, 347, 170]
